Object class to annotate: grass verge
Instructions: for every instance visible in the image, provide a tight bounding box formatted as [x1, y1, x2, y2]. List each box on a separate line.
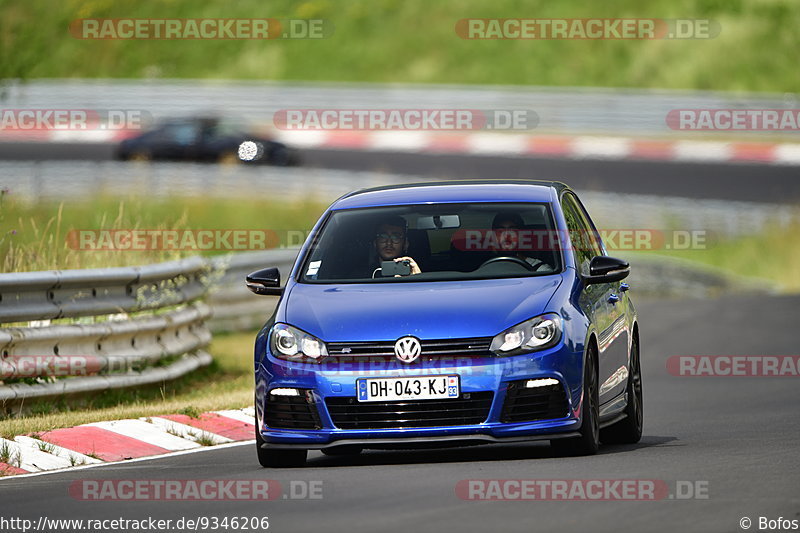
[623, 221, 800, 292]
[1, 0, 797, 92]
[0, 192, 325, 272]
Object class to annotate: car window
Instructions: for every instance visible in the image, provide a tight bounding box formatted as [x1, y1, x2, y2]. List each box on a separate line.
[561, 192, 602, 275]
[158, 123, 197, 144]
[205, 120, 245, 140]
[299, 202, 563, 283]
[571, 193, 606, 256]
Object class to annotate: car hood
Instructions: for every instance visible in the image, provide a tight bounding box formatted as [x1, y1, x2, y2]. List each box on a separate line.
[283, 275, 564, 342]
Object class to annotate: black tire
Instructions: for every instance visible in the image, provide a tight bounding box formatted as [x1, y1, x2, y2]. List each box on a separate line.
[218, 151, 240, 165]
[600, 333, 643, 444]
[551, 342, 599, 456]
[255, 408, 307, 468]
[321, 446, 363, 456]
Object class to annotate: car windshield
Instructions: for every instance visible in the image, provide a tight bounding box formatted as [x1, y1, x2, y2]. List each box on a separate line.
[206, 119, 249, 138]
[300, 202, 563, 283]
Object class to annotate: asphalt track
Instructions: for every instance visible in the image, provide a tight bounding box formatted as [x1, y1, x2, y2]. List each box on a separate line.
[1, 141, 799, 203]
[1, 294, 798, 533]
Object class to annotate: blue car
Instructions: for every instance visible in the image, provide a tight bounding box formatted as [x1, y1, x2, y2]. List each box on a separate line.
[247, 180, 642, 467]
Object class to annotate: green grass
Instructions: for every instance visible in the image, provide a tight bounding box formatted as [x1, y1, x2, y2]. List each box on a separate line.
[35, 439, 56, 454]
[190, 430, 218, 446]
[68, 455, 87, 467]
[0, 441, 12, 463]
[177, 406, 202, 419]
[0, 192, 325, 273]
[627, 221, 800, 292]
[0, 441, 20, 468]
[0, 0, 797, 92]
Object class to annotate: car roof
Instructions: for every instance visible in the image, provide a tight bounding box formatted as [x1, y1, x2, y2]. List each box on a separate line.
[331, 180, 569, 210]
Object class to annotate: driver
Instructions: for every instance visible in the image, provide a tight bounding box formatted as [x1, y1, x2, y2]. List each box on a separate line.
[491, 212, 548, 271]
[371, 216, 422, 277]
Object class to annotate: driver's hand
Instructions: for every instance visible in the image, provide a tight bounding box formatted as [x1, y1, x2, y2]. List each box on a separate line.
[394, 256, 422, 275]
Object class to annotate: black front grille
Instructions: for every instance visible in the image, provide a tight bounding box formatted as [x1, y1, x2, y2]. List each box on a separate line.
[326, 337, 493, 362]
[265, 389, 321, 429]
[500, 381, 570, 423]
[326, 392, 494, 429]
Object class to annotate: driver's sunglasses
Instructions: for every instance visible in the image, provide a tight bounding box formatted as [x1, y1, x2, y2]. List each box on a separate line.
[375, 232, 405, 243]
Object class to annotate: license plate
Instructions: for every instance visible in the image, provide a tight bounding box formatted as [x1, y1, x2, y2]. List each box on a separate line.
[357, 375, 460, 402]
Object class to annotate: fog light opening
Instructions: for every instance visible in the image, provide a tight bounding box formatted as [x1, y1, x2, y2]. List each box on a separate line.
[270, 387, 301, 396]
[525, 378, 560, 389]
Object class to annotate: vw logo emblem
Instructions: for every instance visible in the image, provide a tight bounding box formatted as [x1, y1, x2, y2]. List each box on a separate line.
[394, 336, 421, 363]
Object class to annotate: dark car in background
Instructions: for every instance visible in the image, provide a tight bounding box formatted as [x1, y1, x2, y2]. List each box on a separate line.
[116, 116, 299, 165]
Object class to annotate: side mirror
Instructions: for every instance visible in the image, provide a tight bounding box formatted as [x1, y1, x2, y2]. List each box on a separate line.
[585, 256, 630, 284]
[246, 267, 284, 296]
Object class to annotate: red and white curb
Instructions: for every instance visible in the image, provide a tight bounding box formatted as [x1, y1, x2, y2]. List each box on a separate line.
[0, 407, 255, 478]
[0, 128, 136, 143]
[2, 127, 798, 165]
[274, 130, 800, 166]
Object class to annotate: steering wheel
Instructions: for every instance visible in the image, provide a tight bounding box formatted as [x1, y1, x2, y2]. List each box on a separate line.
[479, 256, 537, 271]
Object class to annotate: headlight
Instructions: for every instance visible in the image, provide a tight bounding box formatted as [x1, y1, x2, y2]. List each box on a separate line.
[238, 140, 263, 161]
[269, 323, 328, 362]
[490, 313, 562, 356]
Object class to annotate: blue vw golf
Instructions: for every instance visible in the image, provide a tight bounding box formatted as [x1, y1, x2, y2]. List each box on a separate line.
[247, 180, 642, 467]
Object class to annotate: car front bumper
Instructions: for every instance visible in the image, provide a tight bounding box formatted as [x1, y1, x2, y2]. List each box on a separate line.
[255, 343, 585, 449]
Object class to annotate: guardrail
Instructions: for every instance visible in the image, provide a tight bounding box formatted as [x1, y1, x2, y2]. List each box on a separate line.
[0, 249, 298, 406]
[206, 250, 297, 331]
[0, 255, 208, 323]
[2, 79, 797, 139]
